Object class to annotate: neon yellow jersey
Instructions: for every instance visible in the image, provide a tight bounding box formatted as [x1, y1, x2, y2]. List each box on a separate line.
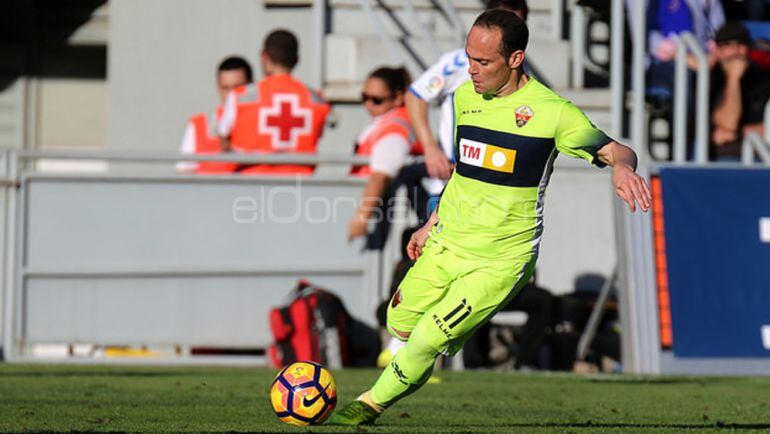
[431, 77, 612, 261]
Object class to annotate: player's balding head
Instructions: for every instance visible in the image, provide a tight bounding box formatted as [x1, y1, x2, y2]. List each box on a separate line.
[486, 0, 529, 21]
[263, 29, 299, 70]
[472, 8, 529, 59]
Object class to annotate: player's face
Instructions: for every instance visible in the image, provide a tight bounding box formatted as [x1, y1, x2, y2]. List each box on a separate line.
[362, 77, 401, 117]
[466, 26, 513, 95]
[217, 69, 250, 103]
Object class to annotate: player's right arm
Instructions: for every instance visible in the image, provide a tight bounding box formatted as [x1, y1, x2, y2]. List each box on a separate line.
[596, 142, 651, 213]
[407, 209, 439, 260]
[554, 102, 651, 213]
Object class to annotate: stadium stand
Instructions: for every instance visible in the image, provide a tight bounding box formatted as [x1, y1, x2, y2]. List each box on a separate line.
[1, 1, 768, 375]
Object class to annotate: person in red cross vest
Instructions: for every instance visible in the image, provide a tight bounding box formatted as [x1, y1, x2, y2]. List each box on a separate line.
[348, 66, 423, 241]
[217, 29, 331, 175]
[178, 56, 253, 174]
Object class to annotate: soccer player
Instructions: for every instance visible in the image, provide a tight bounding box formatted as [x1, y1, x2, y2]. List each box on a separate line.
[327, 9, 651, 426]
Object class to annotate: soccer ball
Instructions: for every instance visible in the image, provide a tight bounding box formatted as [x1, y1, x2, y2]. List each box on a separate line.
[269, 361, 337, 426]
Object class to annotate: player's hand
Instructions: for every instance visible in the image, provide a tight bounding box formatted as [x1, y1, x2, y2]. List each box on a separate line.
[612, 164, 651, 213]
[407, 223, 432, 260]
[424, 144, 453, 180]
[347, 216, 368, 242]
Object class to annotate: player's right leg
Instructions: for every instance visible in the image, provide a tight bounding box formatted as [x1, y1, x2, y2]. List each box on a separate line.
[368, 252, 535, 409]
[327, 239, 452, 426]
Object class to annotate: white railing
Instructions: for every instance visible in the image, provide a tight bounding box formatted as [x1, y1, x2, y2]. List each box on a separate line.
[741, 132, 770, 164]
[570, 3, 586, 89]
[765, 99, 770, 143]
[313, 0, 327, 89]
[673, 32, 709, 164]
[552, 0, 565, 41]
[630, 0, 648, 166]
[609, 0, 624, 137]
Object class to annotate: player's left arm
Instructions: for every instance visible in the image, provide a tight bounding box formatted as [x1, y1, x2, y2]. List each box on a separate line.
[597, 141, 652, 213]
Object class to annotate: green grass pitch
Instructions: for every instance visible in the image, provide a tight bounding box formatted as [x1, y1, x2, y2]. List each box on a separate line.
[1, 363, 769, 433]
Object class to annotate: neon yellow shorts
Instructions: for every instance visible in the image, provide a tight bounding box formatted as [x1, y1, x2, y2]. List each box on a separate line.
[386, 237, 536, 356]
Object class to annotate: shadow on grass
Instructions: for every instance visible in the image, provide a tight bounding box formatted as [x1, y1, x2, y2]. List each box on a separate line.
[583, 377, 732, 386]
[435, 421, 770, 430]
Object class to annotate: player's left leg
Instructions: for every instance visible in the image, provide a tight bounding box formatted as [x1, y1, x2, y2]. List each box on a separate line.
[367, 253, 536, 412]
[326, 239, 453, 426]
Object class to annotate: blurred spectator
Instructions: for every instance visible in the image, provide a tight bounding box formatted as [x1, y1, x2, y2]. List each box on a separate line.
[217, 29, 330, 175]
[646, 0, 725, 101]
[178, 56, 252, 174]
[722, 0, 769, 20]
[710, 22, 770, 160]
[348, 66, 422, 241]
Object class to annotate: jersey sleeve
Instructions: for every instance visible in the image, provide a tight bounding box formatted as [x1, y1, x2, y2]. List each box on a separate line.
[409, 49, 468, 102]
[554, 102, 612, 166]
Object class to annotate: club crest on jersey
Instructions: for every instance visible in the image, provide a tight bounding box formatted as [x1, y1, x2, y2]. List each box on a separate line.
[458, 138, 516, 173]
[515, 105, 533, 127]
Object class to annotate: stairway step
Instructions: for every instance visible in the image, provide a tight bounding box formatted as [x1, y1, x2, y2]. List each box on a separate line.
[324, 33, 459, 84]
[324, 81, 364, 103]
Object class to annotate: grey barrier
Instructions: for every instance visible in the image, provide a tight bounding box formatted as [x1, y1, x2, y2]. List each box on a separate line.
[0, 150, 384, 363]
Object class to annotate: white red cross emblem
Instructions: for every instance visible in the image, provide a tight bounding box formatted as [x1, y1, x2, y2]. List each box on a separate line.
[258, 93, 312, 150]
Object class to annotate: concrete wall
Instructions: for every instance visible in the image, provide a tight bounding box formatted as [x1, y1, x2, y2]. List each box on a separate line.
[108, 0, 317, 152]
[538, 161, 616, 294]
[39, 79, 107, 149]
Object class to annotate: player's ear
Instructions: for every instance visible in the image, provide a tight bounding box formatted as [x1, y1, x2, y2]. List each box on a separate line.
[508, 50, 525, 69]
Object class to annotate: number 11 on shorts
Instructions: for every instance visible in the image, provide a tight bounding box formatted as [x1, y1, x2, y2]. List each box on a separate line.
[443, 299, 472, 329]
